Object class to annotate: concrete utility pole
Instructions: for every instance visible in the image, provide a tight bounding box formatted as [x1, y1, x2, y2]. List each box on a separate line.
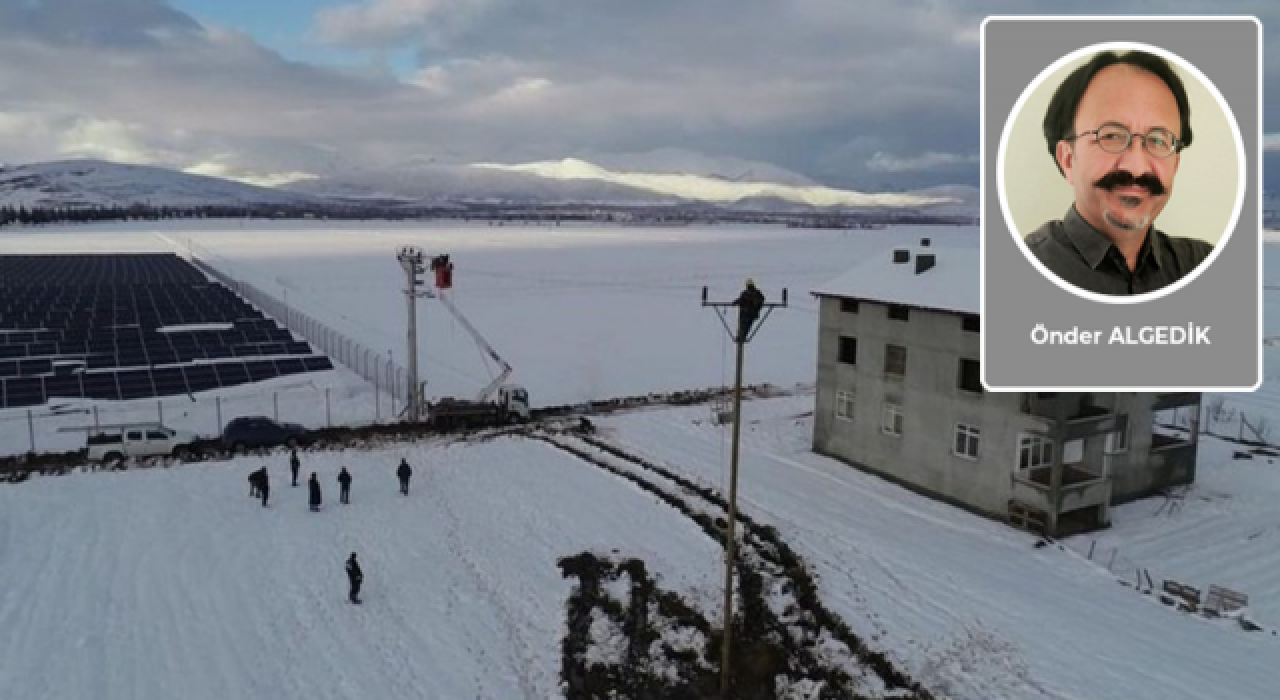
[396, 246, 432, 421]
[701, 279, 787, 699]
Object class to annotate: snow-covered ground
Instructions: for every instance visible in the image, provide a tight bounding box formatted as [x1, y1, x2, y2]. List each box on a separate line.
[2, 221, 1278, 699]
[0, 220, 978, 413]
[593, 396, 1275, 700]
[2, 395, 1273, 700]
[0, 434, 724, 700]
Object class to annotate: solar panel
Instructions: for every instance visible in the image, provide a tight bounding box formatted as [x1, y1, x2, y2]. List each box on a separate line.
[44, 375, 83, 400]
[215, 362, 250, 386]
[275, 358, 307, 375]
[303, 356, 334, 372]
[81, 373, 120, 400]
[245, 360, 279, 382]
[117, 370, 156, 400]
[183, 366, 219, 393]
[5, 377, 46, 407]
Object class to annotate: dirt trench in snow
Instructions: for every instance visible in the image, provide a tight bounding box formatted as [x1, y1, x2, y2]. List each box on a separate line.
[536, 429, 936, 700]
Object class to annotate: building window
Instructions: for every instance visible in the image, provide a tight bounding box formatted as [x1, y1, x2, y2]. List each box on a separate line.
[840, 299, 859, 314]
[882, 402, 904, 436]
[962, 314, 980, 332]
[884, 344, 906, 377]
[888, 304, 910, 321]
[957, 358, 982, 393]
[1105, 417, 1129, 453]
[836, 390, 855, 421]
[838, 336, 857, 365]
[954, 423, 980, 459]
[1018, 434, 1054, 470]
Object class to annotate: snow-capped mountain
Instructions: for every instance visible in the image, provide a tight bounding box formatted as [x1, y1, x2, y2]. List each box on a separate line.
[0, 156, 974, 215]
[0, 160, 318, 210]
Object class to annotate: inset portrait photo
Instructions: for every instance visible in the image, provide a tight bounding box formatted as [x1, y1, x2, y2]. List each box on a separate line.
[997, 42, 1244, 302]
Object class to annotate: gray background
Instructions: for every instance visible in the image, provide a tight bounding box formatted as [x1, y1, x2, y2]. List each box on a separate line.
[982, 18, 1260, 390]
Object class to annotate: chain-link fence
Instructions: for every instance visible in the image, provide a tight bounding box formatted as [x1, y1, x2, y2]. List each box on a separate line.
[0, 381, 389, 455]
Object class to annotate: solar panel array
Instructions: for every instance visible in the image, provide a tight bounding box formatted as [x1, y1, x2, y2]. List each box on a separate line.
[0, 254, 335, 409]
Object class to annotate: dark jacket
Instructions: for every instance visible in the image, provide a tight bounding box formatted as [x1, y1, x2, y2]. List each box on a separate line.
[397, 460, 412, 480]
[290, 451, 300, 471]
[346, 557, 363, 583]
[309, 477, 322, 506]
[733, 284, 765, 313]
[338, 469, 351, 487]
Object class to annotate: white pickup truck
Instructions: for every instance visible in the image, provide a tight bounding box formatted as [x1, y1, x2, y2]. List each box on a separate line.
[86, 425, 200, 463]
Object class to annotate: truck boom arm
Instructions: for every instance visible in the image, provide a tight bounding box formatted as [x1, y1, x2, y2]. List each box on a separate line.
[435, 291, 512, 402]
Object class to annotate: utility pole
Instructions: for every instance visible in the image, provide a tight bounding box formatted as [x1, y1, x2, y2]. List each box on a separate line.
[396, 246, 432, 421]
[701, 279, 787, 698]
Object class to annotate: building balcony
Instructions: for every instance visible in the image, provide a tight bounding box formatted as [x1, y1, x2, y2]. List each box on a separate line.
[1012, 463, 1111, 522]
[1020, 393, 1127, 441]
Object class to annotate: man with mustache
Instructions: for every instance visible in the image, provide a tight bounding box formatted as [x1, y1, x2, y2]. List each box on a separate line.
[1026, 50, 1213, 296]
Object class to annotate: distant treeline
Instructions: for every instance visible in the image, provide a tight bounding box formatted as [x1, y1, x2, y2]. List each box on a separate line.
[0, 202, 980, 229]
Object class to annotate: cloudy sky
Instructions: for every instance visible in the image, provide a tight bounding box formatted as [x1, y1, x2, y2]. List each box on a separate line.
[1, 0, 1278, 191]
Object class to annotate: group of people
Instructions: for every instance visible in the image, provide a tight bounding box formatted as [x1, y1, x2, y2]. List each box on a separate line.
[246, 449, 415, 509]
[245, 449, 415, 605]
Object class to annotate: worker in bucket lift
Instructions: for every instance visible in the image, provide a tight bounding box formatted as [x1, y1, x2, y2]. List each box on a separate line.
[732, 278, 765, 343]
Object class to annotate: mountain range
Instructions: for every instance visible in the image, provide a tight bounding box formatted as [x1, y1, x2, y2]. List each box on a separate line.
[0, 153, 981, 215]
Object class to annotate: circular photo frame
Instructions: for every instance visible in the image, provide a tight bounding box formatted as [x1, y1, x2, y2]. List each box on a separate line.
[997, 40, 1245, 304]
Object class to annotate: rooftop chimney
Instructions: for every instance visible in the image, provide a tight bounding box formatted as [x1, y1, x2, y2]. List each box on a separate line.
[892, 249, 910, 264]
[915, 253, 936, 275]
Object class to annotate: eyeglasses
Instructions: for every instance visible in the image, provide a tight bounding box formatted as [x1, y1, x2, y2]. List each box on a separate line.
[1066, 123, 1181, 159]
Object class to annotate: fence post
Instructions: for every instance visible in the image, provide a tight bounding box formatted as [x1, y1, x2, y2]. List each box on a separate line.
[1087, 540, 1096, 560]
[216, 396, 223, 433]
[374, 370, 381, 424]
[326, 388, 332, 428]
[27, 410, 35, 453]
[273, 392, 279, 422]
[1107, 548, 1118, 572]
[93, 405, 100, 429]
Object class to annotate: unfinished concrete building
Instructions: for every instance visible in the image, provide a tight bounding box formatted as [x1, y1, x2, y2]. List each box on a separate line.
[810, 239, 1200, 536]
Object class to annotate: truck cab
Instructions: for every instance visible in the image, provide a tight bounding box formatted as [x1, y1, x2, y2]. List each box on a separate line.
[87, 424, 199, 463]
[496, 384, 531, 422]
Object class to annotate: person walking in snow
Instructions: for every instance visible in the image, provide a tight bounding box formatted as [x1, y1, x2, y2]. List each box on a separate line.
[289, 448, 301, 487]
[257, 466, 270, 507]
[396, 458, 412, 496]
[308, 472, 322, 512]
[248, 470, 260, 498]
[338, 467, 352, 505]
[346, 552, 363, 604]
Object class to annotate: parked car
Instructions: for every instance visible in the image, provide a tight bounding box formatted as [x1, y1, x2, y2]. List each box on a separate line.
[87, 424, 199, 463]
[221, 416, 308, 453]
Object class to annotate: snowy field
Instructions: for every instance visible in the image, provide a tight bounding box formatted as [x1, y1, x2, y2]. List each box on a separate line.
[0, 220, 978, 411]
[594, 397, 1277, 700]
[1, 395, 1273, 700]
[0, 433, 724, 700]
[2, 221, 1279, 699]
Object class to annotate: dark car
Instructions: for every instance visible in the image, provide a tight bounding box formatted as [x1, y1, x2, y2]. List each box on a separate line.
[221, 416, 308, 453]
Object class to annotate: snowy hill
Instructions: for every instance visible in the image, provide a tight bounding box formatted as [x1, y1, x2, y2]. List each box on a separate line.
[0, 160, 319, 210]
[1, 156, 974, 214]
[469, 158, 960, 209]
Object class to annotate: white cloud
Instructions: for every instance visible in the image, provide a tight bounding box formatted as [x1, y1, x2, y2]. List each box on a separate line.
[58, 119, 158, 164]
[866, 151, 979, 172]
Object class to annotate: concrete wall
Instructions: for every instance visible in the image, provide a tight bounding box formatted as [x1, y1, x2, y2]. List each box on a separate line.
[812, 296, 1200, 520]
[813, 297, 1052, 517]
